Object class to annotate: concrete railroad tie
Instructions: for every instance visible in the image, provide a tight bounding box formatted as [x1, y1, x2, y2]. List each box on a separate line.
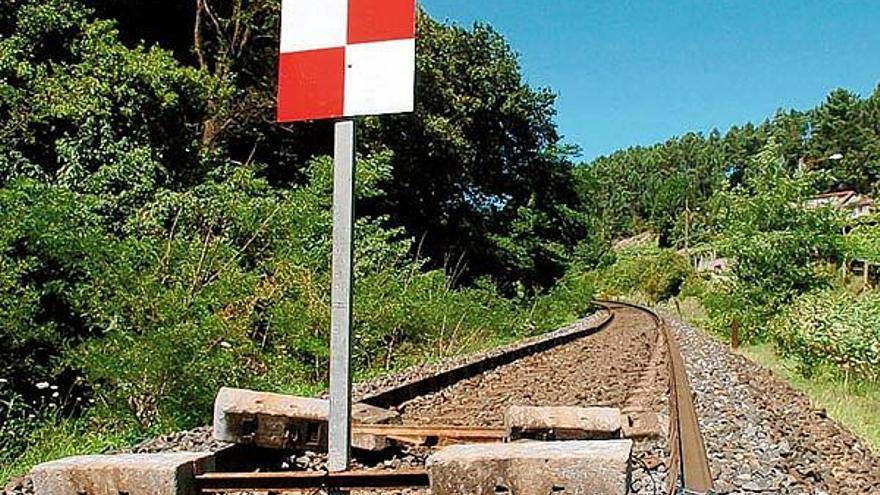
[212, 387, 400, 451]
[428, 440, 633, 495]
[505, 405, 623, 441]
[30, 452, 214, 495]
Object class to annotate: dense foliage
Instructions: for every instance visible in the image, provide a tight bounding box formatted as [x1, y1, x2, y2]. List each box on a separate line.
[572, 82, 880, 388]
[362, 16, 585, 293]
[584, 135, 876, 385]
[588, 246, 692, 304]
[81, 0, 586, 292]
[2, 0, 879, 481]
[0, 1, 596, 479]
[769, 289, 880, 382]
[575, 87, 880, 248]
[701, 143, 843, 338]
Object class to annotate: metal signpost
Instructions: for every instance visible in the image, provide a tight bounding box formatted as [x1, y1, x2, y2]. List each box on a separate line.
[329, 118, 356, 472]
[276, 0, 416, 478]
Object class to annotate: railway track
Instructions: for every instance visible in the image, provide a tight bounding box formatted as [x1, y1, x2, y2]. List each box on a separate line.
[195, 301, 713, 494]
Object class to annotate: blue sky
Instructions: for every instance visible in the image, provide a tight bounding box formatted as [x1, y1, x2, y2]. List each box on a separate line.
[421, 0, 880, 161]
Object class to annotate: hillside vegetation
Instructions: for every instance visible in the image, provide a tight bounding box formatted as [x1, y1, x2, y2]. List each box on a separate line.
[576, 86, 880, 382]
[575, 82, 880, 449]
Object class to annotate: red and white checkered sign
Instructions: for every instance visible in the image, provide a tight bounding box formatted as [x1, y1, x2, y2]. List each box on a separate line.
[276, 0, 416, 122]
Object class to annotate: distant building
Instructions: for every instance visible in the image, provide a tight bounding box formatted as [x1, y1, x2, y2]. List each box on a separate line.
[805, 191, 875, 220]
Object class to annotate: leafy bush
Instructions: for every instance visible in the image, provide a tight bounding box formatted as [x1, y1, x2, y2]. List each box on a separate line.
[701, 142, 843, 340]
[0, 154, 596, 478]
[841, 223, 880, 265]
[589, 247, 692, 303]
[0, 182, 107, 407]
[769, 290, 880, 382]
[0, 0, 219, 227]
[527, 270, 596, 333]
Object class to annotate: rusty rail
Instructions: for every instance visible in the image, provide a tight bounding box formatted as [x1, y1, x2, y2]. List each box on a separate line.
[666, 319, 714, 494]
[596, 299, 713, 495]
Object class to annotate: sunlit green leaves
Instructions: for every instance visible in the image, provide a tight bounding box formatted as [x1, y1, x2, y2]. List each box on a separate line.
[770, 290, 880, 382]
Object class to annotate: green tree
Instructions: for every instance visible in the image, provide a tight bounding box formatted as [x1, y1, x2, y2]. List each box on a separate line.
[808, 89, 878, 192]
[709, 141, 843, 337]
[359, 17, 584, 292]
[0, 0, 222, 226]
[72, 4, 587, 291]
[574, 132, 726, 249]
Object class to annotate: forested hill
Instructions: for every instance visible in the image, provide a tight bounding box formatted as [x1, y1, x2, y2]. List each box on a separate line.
[1, 0, 582, 294]
[572, 82, 880, 454]
[576, 87, 880, 250]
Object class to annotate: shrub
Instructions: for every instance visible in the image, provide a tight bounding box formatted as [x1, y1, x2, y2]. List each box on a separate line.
[0, 154, 598, 478]
[702, 142, 843, 341]
[526, 270, 596, 333]
[590, 248, 692, 303]
[769, 290, 880, 382]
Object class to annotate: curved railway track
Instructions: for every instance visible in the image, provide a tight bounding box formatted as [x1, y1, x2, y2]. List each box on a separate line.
[195, 301, 713, 494]
[598, 300, 713, 495]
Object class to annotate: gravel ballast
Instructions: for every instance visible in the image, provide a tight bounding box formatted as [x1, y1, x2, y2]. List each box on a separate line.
[668, 315, 880, 494]
[397, 306, 669, 494]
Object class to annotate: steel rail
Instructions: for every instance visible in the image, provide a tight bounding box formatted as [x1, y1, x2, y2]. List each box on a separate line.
[595, 299, 713, 495]
[195, 306, 615, 493]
